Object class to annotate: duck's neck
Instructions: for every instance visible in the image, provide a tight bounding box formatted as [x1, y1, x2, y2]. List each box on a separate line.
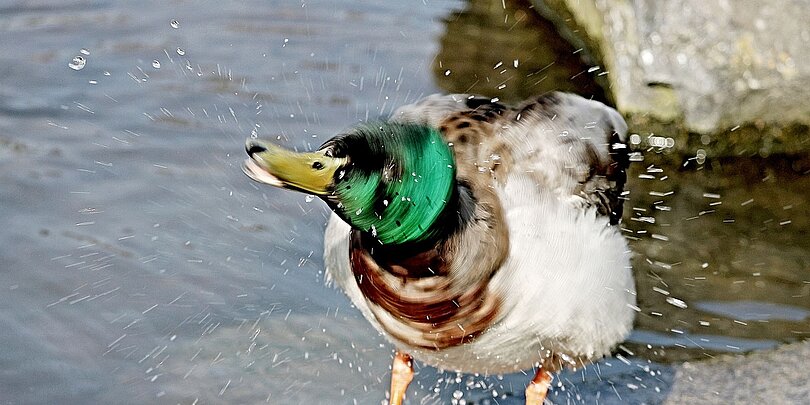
[352, 182, 476, 274]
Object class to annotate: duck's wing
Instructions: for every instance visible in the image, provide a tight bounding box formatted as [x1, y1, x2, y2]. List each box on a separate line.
[390, 94, 512, 183]
[392, 92, 629, 224]
[390, 94, 507, 127]
[505, 92, 629, 224]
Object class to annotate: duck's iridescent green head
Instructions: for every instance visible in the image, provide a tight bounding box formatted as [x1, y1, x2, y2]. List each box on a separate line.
[244, 122, 456, 245]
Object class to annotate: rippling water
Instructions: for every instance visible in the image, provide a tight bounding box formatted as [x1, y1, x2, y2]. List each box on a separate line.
[2, 0, 808, 404]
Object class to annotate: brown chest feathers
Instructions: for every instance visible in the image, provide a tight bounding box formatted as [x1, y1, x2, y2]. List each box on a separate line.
[349, 181, 509, 350]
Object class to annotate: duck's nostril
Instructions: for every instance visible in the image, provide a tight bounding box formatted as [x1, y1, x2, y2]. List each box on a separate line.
[246, 141, 267, 156]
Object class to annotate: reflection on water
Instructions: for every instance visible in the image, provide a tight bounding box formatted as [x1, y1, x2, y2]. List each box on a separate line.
[625, 155, 810, 361]
[433, 0, 810, 363]
[433, 0, 608, 104]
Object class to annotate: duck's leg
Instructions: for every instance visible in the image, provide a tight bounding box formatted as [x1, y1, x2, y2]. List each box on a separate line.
[525, 368, 553, 405]
[388, 351, 414, 405]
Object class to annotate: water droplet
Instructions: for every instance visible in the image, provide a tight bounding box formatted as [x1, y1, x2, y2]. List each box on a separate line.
[649, 136, 667, 148]
[444, 70, 451, 76]
[79, 48, 90, 55]
[666, 297, 688, 309]
[696, 149, 707, 165]
[453, 390, 464, 399]
[176, 47, 185, 56]
[152, 60, 161, 69]
[68, 55, 86, 71]
[304, 195, 315, 203]
[700, 134, 712, 145]
[103, 71, 111, 76]
[170, 19, 180, 29]
[250, 128, 258, 138]
[355, 208, 362, 215]
[641, 49, 654, 65]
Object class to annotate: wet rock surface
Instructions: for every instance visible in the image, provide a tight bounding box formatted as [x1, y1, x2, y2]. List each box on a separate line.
[664, 340, 810, 404]
[532, 0, 810, 156]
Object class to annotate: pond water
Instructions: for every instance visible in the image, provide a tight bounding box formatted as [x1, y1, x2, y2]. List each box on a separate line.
[2, 0, 808, 404]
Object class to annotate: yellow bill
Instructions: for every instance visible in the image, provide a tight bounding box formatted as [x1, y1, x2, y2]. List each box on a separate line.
[243, 139, 345, 195]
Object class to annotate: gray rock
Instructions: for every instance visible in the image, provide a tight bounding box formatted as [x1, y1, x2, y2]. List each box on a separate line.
[664, 340, 810, 404]
[534, 0, 810, 156]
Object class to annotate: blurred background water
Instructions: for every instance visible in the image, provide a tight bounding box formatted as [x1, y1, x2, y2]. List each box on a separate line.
[1, 0, 808, 404]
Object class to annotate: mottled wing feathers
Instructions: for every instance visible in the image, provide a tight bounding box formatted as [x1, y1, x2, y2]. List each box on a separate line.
[508, 92, 630, 224]
[390, 94, 492, 127]
[392, 94, 511, 183]
[392, 92, 629, 224]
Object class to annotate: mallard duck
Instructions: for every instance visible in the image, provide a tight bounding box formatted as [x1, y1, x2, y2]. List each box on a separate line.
[242, 92, 636, 405]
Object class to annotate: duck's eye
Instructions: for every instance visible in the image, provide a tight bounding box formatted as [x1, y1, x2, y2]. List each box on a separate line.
[312, 161, 324, 170]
